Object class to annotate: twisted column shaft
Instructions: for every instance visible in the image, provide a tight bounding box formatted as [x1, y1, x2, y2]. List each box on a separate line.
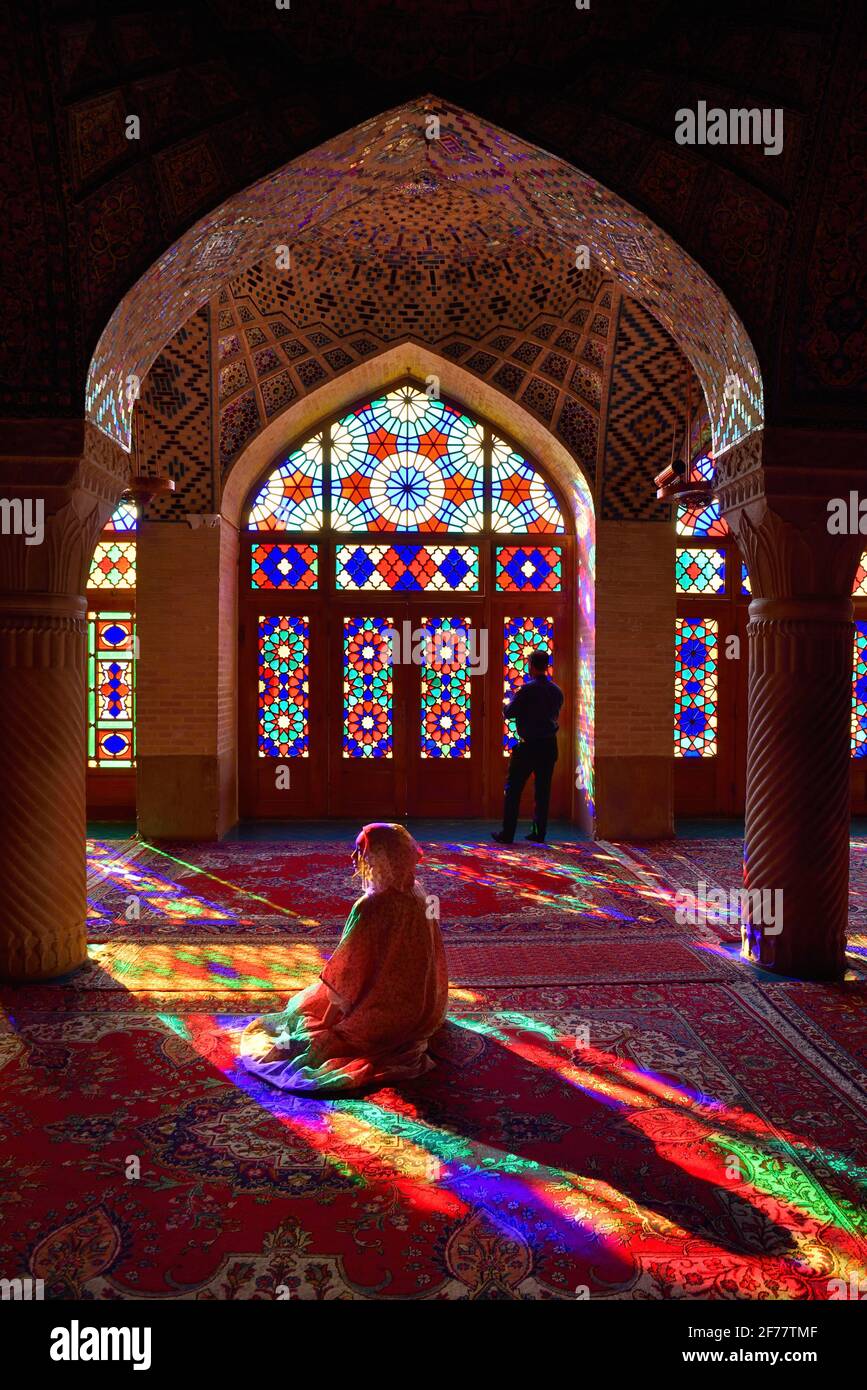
[0, 594, 88, 980]
[743, 597, 852, 979]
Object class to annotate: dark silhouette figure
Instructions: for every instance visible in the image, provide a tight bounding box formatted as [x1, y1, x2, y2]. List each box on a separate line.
[493, 650, 564, 845]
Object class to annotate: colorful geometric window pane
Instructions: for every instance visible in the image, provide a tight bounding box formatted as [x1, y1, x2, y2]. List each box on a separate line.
[741, 562, 752, 597]
[335, 544, 479, 592]
[675, 547, 726, 594]
[676, 499, 730, 537]
[496, 546, 562, 591]
[258, 615, 309, 758]
[503, 616, 554, 755]
[251, 543, 318, 590]
[854, 555, 867, 597]
[420, 617, 472, 759]
[331, 387, 484, 532]
[491, 436, 565, 534]
[852, 624, 867, 757]
[248, 435, 324, 531]
[675, 618, 718, 757]
[343, 616, 394, 758]
[104, 501, 138, 532]
[676, 465, 727, 537]
[87, 611, 136, 768]
[89, 539, 137, 589]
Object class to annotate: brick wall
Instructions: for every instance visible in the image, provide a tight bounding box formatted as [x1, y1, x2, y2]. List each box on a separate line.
[595, 520, 674, 759]
[137, 520, 236, 758]
[217, 521, 238, 757]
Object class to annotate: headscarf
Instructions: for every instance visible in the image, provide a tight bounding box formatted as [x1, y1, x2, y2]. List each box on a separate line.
[354, 823, 423, 895]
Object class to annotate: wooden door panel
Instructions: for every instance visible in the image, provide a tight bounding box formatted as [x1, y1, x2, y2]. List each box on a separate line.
[406, 609, 485, 817]
[486, 602, 571, 822]
[240, 539, 574, 823]
[241, 607, 328, 819]
[328, 606, 405, 818]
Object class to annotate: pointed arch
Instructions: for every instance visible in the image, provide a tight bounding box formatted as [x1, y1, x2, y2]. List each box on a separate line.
[86, 97, 763, 466]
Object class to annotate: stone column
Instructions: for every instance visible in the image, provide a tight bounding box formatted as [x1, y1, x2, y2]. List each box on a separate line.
[743, 596, 853, 977]
[716, 428, 864, 980]
[0, 421, 128, 981]
[0, 595, 88, 978]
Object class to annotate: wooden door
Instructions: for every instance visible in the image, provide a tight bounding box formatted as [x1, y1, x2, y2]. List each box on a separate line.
[405, 608, 486, 817]
[486, 601, 572, 823]
[328, 603, 407, 819]
[240, 603, 328, 819]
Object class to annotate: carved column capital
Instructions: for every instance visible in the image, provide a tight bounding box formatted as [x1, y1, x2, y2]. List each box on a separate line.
[714, 430, 863, 599]
[0, 422, 131, 595]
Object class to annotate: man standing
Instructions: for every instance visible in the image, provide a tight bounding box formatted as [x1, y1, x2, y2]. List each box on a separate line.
[493, 649, 564, 845]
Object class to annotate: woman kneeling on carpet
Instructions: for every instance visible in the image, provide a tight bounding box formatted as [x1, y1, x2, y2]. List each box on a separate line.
[240, 823, 448, 1095]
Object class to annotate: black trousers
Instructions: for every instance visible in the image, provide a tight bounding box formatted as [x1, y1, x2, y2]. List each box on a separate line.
[502, 736, 558, 841]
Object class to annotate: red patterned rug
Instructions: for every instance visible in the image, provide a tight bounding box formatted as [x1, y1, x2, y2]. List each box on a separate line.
[86, 838, 687, 941]
[618, 837, 867, 972]
[1, 980, 865, 1300]
[2, 834, 866, 1300]
[82, 837, 738, 986]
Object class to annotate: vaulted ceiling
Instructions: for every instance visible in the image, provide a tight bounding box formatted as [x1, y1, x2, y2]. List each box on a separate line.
[1, 0, 863, 436]
[87, 96, 758, 459]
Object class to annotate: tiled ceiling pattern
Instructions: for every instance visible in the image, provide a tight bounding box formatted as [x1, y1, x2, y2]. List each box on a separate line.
[87, 98, 760, 458]
[140, 242, 704, 526]
[231, 195, 602, 344]
[220, 282, 611, 463]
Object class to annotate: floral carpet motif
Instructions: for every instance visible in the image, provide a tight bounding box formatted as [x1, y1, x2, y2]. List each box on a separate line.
[621, 837, 867, 972]
[2, 835, 866, 1301]
[85, 838, 687, 942]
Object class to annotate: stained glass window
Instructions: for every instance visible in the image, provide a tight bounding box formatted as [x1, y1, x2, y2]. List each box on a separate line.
[258, 616, 309, 758]
[741, 562, 752, 596]
[675, 547, 726, 594]
[491, 436, 565, 533]
[330, 387, 485, 532]
[495, 546, 562, 592]
[343, 616, 394, 758]
[853, 624, 867, 757]
[248, 435, 324, 531]
[675, 618, 718, 757]
[854, 555, 867, 597]
[503, 616, 554, 755]
[676, 500, 730, 538]
[87, 612, 136, 767]
[251, 543, 318, 590]
[675, 460, 729, 537]
[336, 544, 479, 592]
[420, 617, 472, 759]
[89, 539, 137, 589]
[104, 501, 138, 532]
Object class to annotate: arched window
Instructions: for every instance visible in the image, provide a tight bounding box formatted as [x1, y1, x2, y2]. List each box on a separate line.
[675, 464, 867, 814]
[86, 502, 137, 811]
[239, 383, 572, 820]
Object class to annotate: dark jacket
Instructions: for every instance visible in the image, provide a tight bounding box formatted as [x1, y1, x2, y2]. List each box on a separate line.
[505, 675, 564, 742]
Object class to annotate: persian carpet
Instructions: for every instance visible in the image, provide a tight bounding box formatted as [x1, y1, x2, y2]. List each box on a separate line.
[2, 834, 866, 1300]
[618, 837, 867, 972]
